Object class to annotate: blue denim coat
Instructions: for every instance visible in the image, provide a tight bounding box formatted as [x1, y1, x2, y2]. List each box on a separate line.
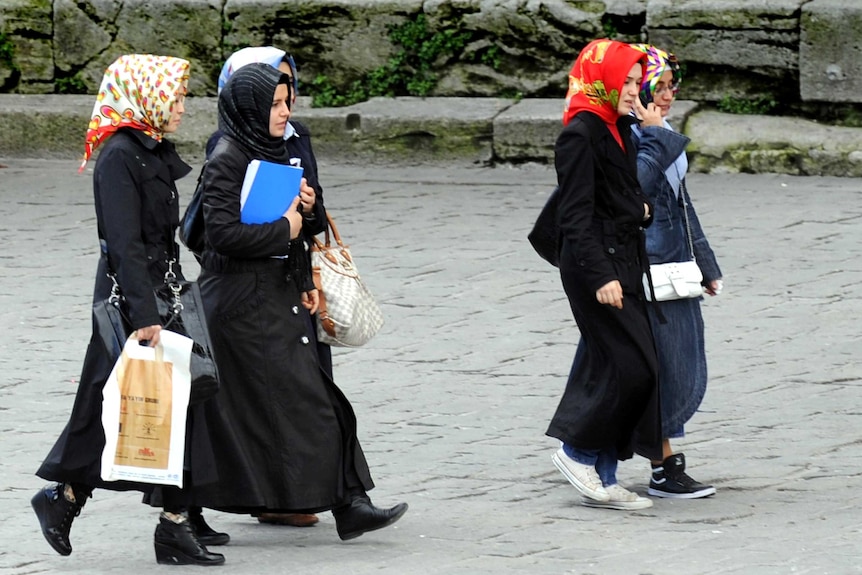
[634, 125, 722, 437]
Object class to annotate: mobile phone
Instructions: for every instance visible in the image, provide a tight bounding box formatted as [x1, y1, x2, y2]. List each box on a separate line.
[639, 90, 653, 108]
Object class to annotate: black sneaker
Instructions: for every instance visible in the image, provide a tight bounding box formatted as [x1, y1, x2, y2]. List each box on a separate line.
[648, 453, 716, 499]
[31, 483, 87, 556]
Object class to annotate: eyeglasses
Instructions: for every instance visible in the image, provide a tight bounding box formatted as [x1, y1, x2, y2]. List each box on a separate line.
[654, 83, 680, 97]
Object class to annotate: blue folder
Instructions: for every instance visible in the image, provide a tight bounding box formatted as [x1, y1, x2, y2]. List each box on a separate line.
[239, 160, 304, 224]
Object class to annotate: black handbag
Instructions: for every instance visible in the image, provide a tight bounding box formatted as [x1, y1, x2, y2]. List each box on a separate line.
[178, 162, 207, 260]
[528, 186, 561, 267]
[94, 246, 219, 405]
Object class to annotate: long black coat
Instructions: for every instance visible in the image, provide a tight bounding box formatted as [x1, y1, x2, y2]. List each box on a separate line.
[546, 112, 663, 462]
[190, 135, 373, 514]
[36, 129, 218, 491]
[207, 122, 334, 378]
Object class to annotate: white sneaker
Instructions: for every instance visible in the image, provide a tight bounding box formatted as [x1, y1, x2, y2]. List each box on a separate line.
[581, 484, 653, 510]
[552, 448, 610, 502]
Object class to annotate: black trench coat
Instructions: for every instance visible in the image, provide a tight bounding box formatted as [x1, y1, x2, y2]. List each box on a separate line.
[188, 135, 373, 514]
[546, 112, 663, 462]
[36, 129, 218, 491]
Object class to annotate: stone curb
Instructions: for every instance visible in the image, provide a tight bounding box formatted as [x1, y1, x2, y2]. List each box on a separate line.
[2, 95, 862, 176]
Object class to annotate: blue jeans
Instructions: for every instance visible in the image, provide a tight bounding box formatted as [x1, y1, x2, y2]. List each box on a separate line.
[563, 443, 618, 487]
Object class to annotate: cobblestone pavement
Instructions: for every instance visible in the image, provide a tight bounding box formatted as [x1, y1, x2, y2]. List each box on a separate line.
[1, 158, 861, 575]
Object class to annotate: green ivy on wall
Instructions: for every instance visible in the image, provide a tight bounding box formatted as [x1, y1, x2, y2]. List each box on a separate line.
[310, 14, 492, 107]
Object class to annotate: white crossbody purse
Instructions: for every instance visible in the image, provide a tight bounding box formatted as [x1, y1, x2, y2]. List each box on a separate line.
[643, 181, 703, 301]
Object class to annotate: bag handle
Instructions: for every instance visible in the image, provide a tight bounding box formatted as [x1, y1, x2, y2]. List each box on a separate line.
[311, 211, 344, 251]
[679, 180, 696, 262]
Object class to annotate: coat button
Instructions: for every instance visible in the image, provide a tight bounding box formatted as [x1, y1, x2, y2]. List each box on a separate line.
[301, 336, 309, 345]
[291, 306, 299, 314]
[608, 247, 616, 254]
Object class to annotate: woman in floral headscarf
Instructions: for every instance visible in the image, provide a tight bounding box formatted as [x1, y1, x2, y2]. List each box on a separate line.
[545, 39, 661, 511]
[31, 54, 226, 566]
[630, 43, 722, 499]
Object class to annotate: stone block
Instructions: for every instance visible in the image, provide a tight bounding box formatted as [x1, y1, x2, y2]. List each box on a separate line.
[492, 99, 559, 163]
[800, 0, 862, 103]
[53, 0, 116, 74]
[647, 0, 804, 30]
[62, 0, 222, 96]
[224, 0, 422, 90]
[685, 109, 862, 175]
[0, 0, 53, 91]
[646, 0, 804, 102]
[299, 96, 512, 162]
[493, 98, 699, 164]
[0, 95, 91, 157]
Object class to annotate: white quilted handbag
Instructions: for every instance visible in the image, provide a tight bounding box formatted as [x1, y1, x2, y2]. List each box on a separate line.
[310, 213, 384, 347]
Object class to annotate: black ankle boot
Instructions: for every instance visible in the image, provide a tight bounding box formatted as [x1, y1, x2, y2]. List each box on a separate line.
[188, 507, 230, 546]
[154, 514, 225, 566]
[332, 495, 408, 541]
[31, 483, 87, 556]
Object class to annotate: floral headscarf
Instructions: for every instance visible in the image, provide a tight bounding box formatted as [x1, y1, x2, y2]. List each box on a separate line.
[562, 39, 646, 148]
[630, 44, 681, 102]
[81, 54, 190, 170]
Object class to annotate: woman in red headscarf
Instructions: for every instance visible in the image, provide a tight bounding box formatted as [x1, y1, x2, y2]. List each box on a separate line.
[545, 39, 663, 510]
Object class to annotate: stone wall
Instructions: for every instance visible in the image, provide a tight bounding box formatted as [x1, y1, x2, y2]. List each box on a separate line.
[1, 0, 860, 108]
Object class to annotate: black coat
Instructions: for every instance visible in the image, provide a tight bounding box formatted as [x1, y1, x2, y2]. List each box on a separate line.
[207, 122, 334, 377]
[546, 112, 663, 461]
[36, 129, 218, 491]
[190, 134, 373, 513]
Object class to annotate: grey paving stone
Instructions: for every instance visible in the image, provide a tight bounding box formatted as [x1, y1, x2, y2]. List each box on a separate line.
[1, 159, 861, 574]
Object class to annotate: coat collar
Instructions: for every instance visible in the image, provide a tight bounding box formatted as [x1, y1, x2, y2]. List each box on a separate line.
[125, 128, 192, 183]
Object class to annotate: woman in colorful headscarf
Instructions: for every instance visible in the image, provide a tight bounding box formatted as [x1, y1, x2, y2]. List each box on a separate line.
[545, 39, 662, 511]
[31, 54, 226, 566]
[189, 63, 407, 541]
[630, 43, 722, 499]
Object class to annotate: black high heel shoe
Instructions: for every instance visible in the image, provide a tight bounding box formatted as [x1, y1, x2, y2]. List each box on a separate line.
[154, 514, 225, 566]
[31, 483, 87, 556]
[333, 495, 408, 541]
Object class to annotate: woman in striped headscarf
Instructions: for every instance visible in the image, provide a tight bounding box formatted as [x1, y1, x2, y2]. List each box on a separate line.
[631, 43, 722, 500]
[190, 63, 407, 542]
[32, 54, 226, 566]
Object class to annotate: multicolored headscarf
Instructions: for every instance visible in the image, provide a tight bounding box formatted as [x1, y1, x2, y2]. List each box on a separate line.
[81, 54, 190, 170]
[217, 46, 298, 97]
[563, 39, 646, 147]
[630, 44, 681, 102]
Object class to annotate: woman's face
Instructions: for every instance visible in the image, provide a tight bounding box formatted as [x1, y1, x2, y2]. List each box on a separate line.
[277, 62, 297, 107]
[616, 63, 643, 116]
[268, 83, 291, 138]
[163, 91, 185, 134]
[652, 69, 676, 117]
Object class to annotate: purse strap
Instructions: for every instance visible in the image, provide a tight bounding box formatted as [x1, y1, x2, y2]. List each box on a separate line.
[679, 179, 696, 262]
[311, 211, 344, 251]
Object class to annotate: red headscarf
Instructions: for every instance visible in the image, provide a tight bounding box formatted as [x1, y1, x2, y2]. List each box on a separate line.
[562, 39, 646, 148]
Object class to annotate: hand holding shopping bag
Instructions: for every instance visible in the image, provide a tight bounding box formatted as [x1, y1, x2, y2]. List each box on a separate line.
[100, 330, 193, 488]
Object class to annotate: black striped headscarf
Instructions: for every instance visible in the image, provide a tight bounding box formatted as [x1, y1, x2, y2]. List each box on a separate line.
[217, 62, 292, 161]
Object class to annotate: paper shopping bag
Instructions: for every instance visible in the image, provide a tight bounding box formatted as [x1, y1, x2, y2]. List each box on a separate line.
[100, 330, 192, 487]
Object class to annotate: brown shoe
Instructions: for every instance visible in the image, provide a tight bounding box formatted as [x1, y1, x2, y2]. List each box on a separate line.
[257, 513, 319, 527]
